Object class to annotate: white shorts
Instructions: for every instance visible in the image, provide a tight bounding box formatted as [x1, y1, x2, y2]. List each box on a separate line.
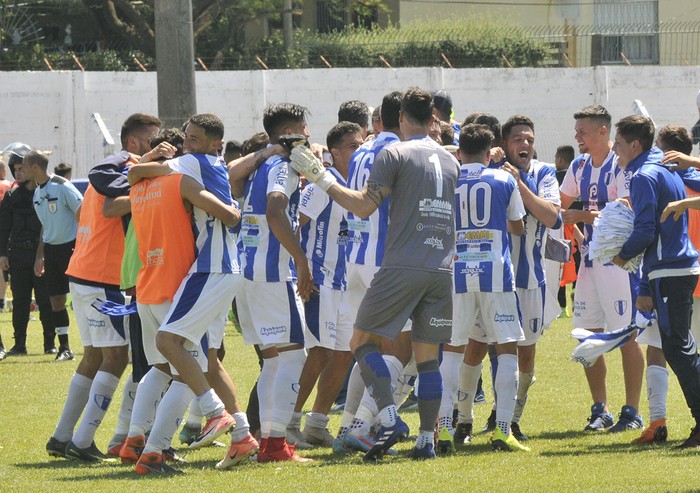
[347, 262, 412, 333]
[304, 285, 353, 351]
[236, 278, 307, 346]
[516, 286, 550, 346]
[137, 301, 171, 365]
[452, 291, 524, 346]
[70, 282, 128, 348]
[543, 258, 563, 326]
[642, 297, 700, 348]
[159, 272, 237, 371]
[573, 263, 634, 331]
[636, 320, 662, 349]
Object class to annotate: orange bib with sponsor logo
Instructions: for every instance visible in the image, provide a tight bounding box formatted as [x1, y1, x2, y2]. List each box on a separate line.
[131, 174, 195, 304]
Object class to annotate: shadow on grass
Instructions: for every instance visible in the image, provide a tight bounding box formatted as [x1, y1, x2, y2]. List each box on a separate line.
[534, 429, 590, 440]
[538, 440, 674, 456]
[0, 357, 77, 366]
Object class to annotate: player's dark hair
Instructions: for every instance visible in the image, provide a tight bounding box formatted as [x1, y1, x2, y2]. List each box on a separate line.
[615, 115, 655, 152]
[401, 87, 433, 126]
[440, 121, 454, 146]
[657, 125, 693, 155]
[381, 91, 403, 130]
[459, 124, 495, 156]
[574, 104, 612, 128]
[555, 145, 575, 164]
[23, 150, 49, 171]
[187, 113, 225, 140]
[150, 127, 185, 158]
[242, 132, 270, 155]
[120, 113, 162, 148]
[372, 105, 381, 123]
[327, 122, 362, 150]
[263, 103, 309, 140]
[225, 140, 243, 155]
[338, 100, 369, 128]
[463, 113, 502, 144]
[502, 115, 535, 140]
[53, 162, 72, 177]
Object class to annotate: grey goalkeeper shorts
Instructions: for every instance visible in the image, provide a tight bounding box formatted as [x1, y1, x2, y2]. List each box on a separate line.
[354, 267, 452, 344]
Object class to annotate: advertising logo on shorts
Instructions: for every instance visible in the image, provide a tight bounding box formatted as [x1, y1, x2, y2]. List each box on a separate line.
[614, 299, 628, 316]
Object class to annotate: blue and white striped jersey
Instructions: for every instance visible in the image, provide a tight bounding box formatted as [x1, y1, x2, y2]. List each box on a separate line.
[345, 131, 399, 267]
[453, 163, 525, 293]
[299, 168, 348, 291]
[560, 151, 630, 267]
[239, 154, 301, 282]
[167, 153, 238, 275]
[509, 160, 561, 289]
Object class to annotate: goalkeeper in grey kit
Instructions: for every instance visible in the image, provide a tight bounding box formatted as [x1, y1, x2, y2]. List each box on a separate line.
[290, 88, 459, 460]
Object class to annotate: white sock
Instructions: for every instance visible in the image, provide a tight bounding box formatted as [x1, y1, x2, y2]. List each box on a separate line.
[186, 398, 203, 427]
[230, 412, 251, 441]
[128, 367, 171, 437]
[258, 355, 279, 438]
[289, 411, 303, 430]
[394, 357, 417, 406]
[305, 412, 329, 429]
[457, 362, 481, 424]
[438, 351, 462, 430]
[647, 365, 669, 422]
[512, 371, 534, 424]
[415, 429, 434, 449]
[197, 388, 225, 418]
[377, 404, 398, 427]
[350, 406, 373, 436]
[109, 375, 138, 446]
[72, 371, 120, 449]
[54, 373, 93, 442]
[270, 348, 306, 437]
[495, 354, 519, 435]
[143, 381, 195, 454]
[341, 362, 366, 421]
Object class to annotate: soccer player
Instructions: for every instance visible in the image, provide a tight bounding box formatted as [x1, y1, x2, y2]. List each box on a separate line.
[290, 122, 363, 447]
[631, 124, 700, 444]
[338, 100, 371, 138]
[85, 114, 164, 458]
[124, 142, 247, 473]
[336, 91, 415, 455]
[560, 105, 645, 432]
[23, 150, 83, 361]
[439, 123, 526, 453]
[128, 114, 245, 473]
[291, 87, 459, 460]
[615, 115, 700, 449]
[474, 115, 561, 442]
[44, 114, 162, 461]
[234, 103, 313, 463]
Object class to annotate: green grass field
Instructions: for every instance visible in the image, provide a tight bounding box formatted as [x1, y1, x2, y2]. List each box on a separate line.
[1, 308, 700, 492]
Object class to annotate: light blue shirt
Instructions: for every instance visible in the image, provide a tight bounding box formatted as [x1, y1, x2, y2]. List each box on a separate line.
[33, 175, 82, 245]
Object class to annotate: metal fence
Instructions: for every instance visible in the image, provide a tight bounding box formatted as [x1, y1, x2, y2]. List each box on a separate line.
[526, 21, 700, 68]
[1, 18, 699, 70]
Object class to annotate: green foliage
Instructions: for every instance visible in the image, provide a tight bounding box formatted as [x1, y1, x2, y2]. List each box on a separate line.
[0, 13, 549, 70]
[300, 18, 550, 69]
[0, 45, 154, 71]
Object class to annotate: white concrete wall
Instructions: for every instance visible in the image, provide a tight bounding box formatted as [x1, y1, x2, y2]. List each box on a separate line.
[1, 66, 699, 178]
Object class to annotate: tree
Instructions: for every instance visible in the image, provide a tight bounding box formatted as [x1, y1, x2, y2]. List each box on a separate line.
[81, 0, 279, 64]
